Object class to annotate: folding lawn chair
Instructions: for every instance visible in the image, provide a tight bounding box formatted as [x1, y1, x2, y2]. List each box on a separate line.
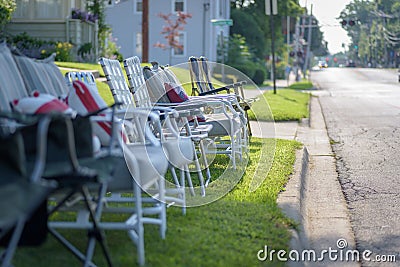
[189, 56, 255, 137]
[123, 56, 214, 190]
[0, 113, 116, 267]
[0, 115, 55, 267]
[143, 61, 247, 170]
[0, 42, 164, 266]
[100, 57, 208, 198]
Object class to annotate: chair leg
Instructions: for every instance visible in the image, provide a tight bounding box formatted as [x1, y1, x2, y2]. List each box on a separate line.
[1, 218, 26, 267]
[81, 184, 113, 267]
[191, 155, 206, 197]
[179, 168, 186, 215]
[198, 140, 212, 186]
[184, 165, 195, 196]
[169, 165, 181, 187]
[132, 182, 145, 266]
[157, 176, 166, 239]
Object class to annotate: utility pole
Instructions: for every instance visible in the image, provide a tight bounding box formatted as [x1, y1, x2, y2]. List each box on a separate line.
[266, 0, 278, 94]
[293, 19, 301, 81]
[303, 5, 313, 78]
[287, 15, 290, 66]
[142, 0, 149, 62]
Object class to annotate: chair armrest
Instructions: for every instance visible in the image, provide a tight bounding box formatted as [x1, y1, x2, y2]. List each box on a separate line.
[198, 86, 232, 96]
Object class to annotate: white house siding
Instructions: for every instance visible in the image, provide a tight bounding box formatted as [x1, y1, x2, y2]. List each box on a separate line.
[106, 0, 231, 65]
[105, 0, 138, 59]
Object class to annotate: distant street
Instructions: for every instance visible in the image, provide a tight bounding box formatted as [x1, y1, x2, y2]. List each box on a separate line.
[310, 67, 400, 266]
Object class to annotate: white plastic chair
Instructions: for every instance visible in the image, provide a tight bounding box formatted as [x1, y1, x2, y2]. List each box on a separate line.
[100, 57, 207, 198]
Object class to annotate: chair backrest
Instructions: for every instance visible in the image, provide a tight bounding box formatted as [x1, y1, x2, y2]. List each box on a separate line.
[198, 56, 216, 92]
[0, 42, 29, 111]
[12, 52, 69, 97]
[123, 56, 152, 108]
[188, 56, 206, 96]
[142, 64, 171, 104]
[189, 56, 225, 95]
[99, 57, 136, 110]
[65, 71, 96, 88]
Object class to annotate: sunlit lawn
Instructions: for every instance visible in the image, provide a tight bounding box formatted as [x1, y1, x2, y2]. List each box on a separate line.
[248, 89, 310, 122]
[14, 138, 301, 267]
[12, 62, 308, 266]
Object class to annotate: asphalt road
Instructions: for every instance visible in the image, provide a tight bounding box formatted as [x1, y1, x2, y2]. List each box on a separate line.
[310, 67, 400, 266]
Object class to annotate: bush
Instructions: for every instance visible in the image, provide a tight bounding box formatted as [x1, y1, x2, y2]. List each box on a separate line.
[0, 0, 16, 31]
[252, 67, 266, 85]
[7, 32, 73, 61]
[54, 42, 73, 62]
[230, 62, 256, 80]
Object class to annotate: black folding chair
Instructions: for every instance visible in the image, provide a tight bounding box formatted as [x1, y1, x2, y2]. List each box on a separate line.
[0, 116, 55, 267]
[0, 113, 117, 267]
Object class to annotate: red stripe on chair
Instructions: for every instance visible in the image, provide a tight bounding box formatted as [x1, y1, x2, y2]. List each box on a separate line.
[35, 99, 69, 114]
[73, 80, 102, 112]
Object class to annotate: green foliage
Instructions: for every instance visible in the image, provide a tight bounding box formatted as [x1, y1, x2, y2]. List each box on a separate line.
[0, 0, 16, 32]
[230, 0, 303, 60]
[53, 42, 73, 62]
[7, 32, 73, 61]
[77, 43, 92, 57]
[86, 0, 115, 59]
[249, 89, 310, 121]
[252, 68, 266, 85]
[230, 8, 265, 59]
[102, 32, 123, 61]
[338, 0, 400, 66]
[220, 34, 266, 85]
[14, 137, 302, 266]
[288, 80, 314, 90]
[55, 61, 105, 76]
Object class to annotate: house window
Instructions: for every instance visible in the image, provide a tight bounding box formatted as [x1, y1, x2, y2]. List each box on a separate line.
[13, 0, 63, 19]
[173, 0, 185, 13]
[13, 0, 29, 18]
[172, 32, 186, 56]
[135, 0, 142, 13]
[35, 0, 62, 19]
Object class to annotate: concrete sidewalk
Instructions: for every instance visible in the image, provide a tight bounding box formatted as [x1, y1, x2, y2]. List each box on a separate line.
[246, 88, 358, 266]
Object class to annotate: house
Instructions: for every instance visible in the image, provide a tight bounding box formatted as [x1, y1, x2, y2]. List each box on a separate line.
[4, 0, 98, 59]
[105, 0, 232, 65]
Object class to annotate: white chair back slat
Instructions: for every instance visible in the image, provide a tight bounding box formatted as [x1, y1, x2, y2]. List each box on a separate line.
[123, 56, 152, 108]
[99, 58, 136, 110]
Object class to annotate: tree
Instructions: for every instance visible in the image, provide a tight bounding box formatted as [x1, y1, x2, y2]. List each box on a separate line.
[339, 0, 400, 67]
[303, 15, 328, 56]
[154, 12, 192, 65]
[86, 0, 111, 58]
[0, 0, 16, 33]
[230, 0, 303, 61]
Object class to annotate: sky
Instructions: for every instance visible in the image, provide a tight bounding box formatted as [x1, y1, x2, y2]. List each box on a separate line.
[299, 0, 352, 54]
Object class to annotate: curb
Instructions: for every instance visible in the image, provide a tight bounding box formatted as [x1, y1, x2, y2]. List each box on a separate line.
[279, 96, 359, 267]
[277, 146, 309, 267]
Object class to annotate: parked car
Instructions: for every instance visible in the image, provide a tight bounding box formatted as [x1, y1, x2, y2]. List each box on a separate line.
[318, 60, 328, 68]
[346, 60, 356, 67]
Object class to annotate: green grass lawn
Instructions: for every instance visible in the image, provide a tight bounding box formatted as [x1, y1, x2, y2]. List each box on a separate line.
[56, 61, 106, 77]
[56, 61, 224, 97]
[248, 89, 310, 122]
[287, 80, 313, 90]
[9, 62, 308, 266]
[13, 138, 301, 267]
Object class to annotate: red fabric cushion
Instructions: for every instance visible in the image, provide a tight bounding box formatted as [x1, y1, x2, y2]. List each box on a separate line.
[165, 82, 189, 103]
[12, 91, 73, 114]
[68, 80, 127, 146]
[164, 82, 205, 123]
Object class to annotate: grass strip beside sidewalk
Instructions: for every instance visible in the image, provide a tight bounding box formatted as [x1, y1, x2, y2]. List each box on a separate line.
[14, 138, 301, 267]
[248, 89, 310, 122]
